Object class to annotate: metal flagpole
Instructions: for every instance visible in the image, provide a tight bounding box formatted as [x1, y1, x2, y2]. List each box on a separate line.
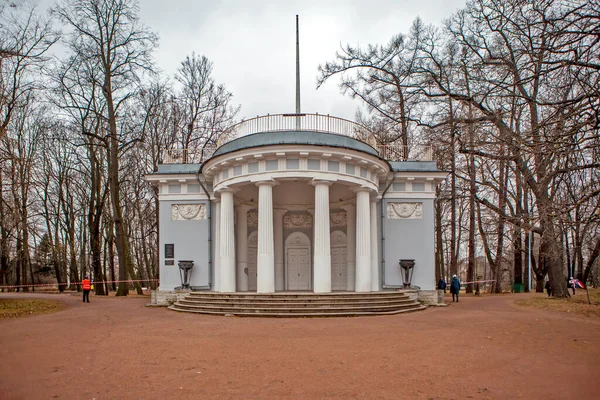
[295, 15, 301, 130]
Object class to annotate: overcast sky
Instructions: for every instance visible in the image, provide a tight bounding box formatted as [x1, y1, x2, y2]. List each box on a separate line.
[33, 0, 466, 121]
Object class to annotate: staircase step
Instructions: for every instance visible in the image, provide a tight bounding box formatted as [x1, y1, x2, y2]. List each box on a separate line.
[177, 298, 415, 307]
[167, 291, 425, 318]
[171, 302, 421, 313]
[168, 304, 427, 317]
[186, 291, 406, 299]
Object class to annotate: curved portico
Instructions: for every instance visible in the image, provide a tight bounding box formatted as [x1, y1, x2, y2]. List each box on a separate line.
[203, 131, 385, 294]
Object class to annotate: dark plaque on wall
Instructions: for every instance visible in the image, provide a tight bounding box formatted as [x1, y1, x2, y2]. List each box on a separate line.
[165, 244, 174, 259]
[165, 260, 174, 266]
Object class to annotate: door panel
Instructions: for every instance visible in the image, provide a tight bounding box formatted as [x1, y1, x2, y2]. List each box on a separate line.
[287, 247, 310, 290]
[331, 247, 347, 290]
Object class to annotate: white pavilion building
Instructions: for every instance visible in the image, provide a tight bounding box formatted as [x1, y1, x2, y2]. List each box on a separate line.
[147, 114, 446, 311]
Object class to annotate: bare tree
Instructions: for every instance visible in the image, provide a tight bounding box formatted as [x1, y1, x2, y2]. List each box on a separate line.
[54, 0, 157, 295]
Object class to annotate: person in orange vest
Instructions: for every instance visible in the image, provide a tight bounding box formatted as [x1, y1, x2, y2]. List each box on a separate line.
[82, 276, 91, 303]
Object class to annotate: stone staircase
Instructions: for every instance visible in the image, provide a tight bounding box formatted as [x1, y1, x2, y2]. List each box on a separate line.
[168, 291, 426, 317]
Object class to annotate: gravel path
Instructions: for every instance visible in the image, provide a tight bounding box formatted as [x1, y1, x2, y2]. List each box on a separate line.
[1, 292, 598, 399]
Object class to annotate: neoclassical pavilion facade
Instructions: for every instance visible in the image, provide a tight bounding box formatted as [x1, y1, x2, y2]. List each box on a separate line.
[147, 114, 446, 304]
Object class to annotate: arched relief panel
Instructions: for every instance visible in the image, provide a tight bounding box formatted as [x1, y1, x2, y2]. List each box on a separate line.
[330, 230, 347, 247]
[285, 231, 311, 247]
[247, 210, 258, 235]
[248, 230, 258, 246]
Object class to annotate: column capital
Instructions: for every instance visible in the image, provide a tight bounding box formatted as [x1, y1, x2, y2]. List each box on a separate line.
[310, 179, 334, 187]
[255, 179, 278, 187]
[352, 186, 373, 194]
[217, 186, 239, 195]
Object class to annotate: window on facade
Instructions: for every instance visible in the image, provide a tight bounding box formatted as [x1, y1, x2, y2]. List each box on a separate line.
[266, 160, 278, 171]
[248, 162, 259, 173]
[412, 183, 425, 191]
[188, 184, 201, 193]
[286, 159, 299, 169]
[393, 182, 406, 192]
[307, 159, 320, 170]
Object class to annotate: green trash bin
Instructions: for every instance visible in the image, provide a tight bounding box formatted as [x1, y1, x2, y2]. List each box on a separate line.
[513, 283, 524, 293]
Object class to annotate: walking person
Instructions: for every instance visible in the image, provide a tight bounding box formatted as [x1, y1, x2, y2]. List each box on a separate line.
[568, 277, 576, 295]
[438, 277, 447, 293]
[82, 276, 91, 303]
[450, 274, 461, 303]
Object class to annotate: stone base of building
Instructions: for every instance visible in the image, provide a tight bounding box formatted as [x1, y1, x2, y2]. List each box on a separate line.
[398, 289, 446, 306]
[150, 289, 191, 306]
[151, 288, 447, 307]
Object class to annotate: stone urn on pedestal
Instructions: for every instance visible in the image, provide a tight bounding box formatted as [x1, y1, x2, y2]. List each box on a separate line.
[176, 260, 194, 290]
[399, 259, 416, 288]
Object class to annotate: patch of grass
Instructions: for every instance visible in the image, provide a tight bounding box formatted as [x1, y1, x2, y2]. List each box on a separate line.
[0, 299, 67, 319]
[515, 288, 600, 318]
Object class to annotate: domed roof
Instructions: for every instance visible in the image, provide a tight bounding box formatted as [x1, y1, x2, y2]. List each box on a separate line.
[212, 131, 379, 158]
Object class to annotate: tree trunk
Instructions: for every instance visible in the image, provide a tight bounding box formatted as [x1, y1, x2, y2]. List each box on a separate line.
[104, 79, 132, 297]
[513, 229, 523, 286]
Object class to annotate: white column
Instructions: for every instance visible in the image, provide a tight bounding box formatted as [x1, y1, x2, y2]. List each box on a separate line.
[312, 180, 332, 293]
[236, 205, 250, 291]
[213, 200, 220, 292]
[370, 200, 380, 292]
[274, 209, 286, 291]
[355, 189, 372, 292]
[219, 189, 236, 292]
[341, 204, 356, 291]
[256, 181, 276, 293]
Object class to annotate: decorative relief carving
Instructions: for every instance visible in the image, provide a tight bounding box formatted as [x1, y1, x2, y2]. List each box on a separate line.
[171, 204, 206, 220]
[247, 211, 258, 228]
[285, 232, 310, 246]
[248, 231, 258, 246]
[387, 202, 423, 220]
[330, 230, 347, 246]
[284, 214, 312, 229]
[330, 211, 347, 227]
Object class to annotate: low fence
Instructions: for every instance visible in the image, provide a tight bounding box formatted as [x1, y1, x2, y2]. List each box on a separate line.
[160, 114, 434, 164]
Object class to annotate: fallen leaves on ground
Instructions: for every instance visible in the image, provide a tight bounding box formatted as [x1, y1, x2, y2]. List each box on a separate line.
[515, 288, 600, 318]
[0, 299, 67, 319]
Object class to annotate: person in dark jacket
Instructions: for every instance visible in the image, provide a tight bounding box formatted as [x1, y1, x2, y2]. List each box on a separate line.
[545, 280, 552, 297]
[438, 278, 447, 293]
[450, 275, 461, 302]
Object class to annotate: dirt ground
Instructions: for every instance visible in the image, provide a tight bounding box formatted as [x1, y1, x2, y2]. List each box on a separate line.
[0, 292, 598, 400]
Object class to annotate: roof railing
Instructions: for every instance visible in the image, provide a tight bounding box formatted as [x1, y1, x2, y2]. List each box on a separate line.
[159, 114, 434, 164]
[161, 147, 217, 165]
[221, 113, 370, 141]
